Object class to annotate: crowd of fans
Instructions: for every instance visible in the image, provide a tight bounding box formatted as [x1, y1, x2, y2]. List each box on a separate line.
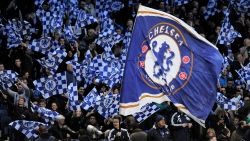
[0, 0, 250, 141]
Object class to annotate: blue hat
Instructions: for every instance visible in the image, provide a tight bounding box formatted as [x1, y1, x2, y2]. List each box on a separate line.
[155, 115, 165, 123]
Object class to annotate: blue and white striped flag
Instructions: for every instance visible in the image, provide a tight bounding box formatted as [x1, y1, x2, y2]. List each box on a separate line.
[36, 49, 67, 74]
[216, 92, 244, 110]
[33, 72, 68, 98]
[81, 87, 101, 110]
[0, 70, 18, 90]
[204, 0, 218, 20]
[217, 10, 242, 45]
[28, 37, 61, 55]
[31, 103, 60, 123]
[94, 93, 120, 118]
[68, 82, 80, 111]
[133, 103, 160, 123]
[9, 120, 46, 139]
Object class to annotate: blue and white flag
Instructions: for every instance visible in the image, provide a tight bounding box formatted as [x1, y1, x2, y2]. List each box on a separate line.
[203, 0, 218, 20]
[28, 37, 59, 55]
[216, 92, 244, 110]
[133, 103, 160, 123]
[81, 87, 101, 110]
[36, 49, 67, 74]
[175, 0, 189, 6]
[33, 72, 68, 98]
[120, 6, 223, 127]
[236, 64, 250, 90]
[0, 70, 18, 89]
[218, 10, 242, 45]
[95, 0, 112, 18]
[3, 20, 23, 48]
[94, 94, 120, 118]
[31, 103, 60, 122]
[231, 0, 250, 14]
[9, 120, 46, 139]
[75, 9, 97, 31]
[66, 53, 83, 82]
[67, 82, 80, 111]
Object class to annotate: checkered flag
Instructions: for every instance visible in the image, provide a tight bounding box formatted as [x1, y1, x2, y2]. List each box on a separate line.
[33, 72, 68, 99]
[3, 20, 22, 48]
[203, 0, 218, 20]
[21, 21, 35, 40]
[236, 64, 250, 90]
[9, 120, 46, 139]
[36, 49, 67, 74]
[31, 103, 60, 123]
[95, 0, 113, 18]
[175, 0, 189, 6]
[63, 25, 77, 41]
[94, 94, 120, 118]
[67, 82, 80, 111]
[230, 0, 250, 14]
[66, 53, 83, 81]
[87, 54, 105, 83]
[81, 87, 101, 110]
[28, 37, 58, 55]
[216, 92, 244, 110]
[217, 10, 242, 45]
[111, 0, 124, 12]
[133, 103, 160, 123]
[0, 70, 18, 90]
[75, 9, 97, 31]
[36, 9, 53, 36]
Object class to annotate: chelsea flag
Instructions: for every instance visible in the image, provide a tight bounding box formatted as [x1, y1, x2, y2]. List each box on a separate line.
[120, 5, 223, 127]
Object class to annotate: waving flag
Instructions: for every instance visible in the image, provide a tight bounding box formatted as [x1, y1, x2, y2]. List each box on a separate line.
[0, 70, 18, 90]
[3, 20, 23, 48]
[231, 0, 250, 14]
[66, 53, 83, 82]
[67, 82, 80, 111]
[94, 94, 120, 118]
[236, 64, 250, 90]
[203, 0, 218, 20]
[9, 120, 46, 139]
[31, 103, 60, 123]
[28, 37, 61, 54]
[75, 10, 97, 31]
[216, 92, 244, 110]
[133, 103, 160, 123]
[36, 49, 67, 74]
[120, 5, 223, 127]
[175, 0, 189, 6]
[81, 87, 101, 110]
[217, 10, 242, 45]
[33, 72, 67, 98]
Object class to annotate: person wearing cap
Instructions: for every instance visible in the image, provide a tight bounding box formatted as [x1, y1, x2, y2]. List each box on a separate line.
[147, 114, 172, 141]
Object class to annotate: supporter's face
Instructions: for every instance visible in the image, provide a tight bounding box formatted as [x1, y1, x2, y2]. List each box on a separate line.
[58, 118, 65, 125]
[127, 20, 133, 28]
[78, 87, 85, 95]
[159, 2, 164, 9]
[113, 89, 119, 94]
[88, 29, 96, 37]
[51, 103, 58, 111]
[215, 26, 221, 34]
[89, 116, 97, 125]
[17, 83, 23, 92]
[227, 81, 233, 87]
[15, 59, 21, 68]
[24, 72, 29, 78]
[59, 38, 65, 45]
[39, 102, 46, 107]
[18, 98, 25, 106]
[113, 119, 120, 129]
[76, 109, 82, 117]
[157, 119, 166, 128]
[237, 54, 244, 62]
[220, 88, 226, 94]
[116, 29, 122, 35]
[101, 86, 106, 92]
[0, 64, 4, 71]
[234, 118, 239, 125]
[207, 129, 215, 137]
[222, 69, 228, 76]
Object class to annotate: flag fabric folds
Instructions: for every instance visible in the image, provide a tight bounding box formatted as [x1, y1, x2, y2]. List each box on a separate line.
[67, 82, 80, 111]
[133, 103, 160, 123]
[9, 120, 46, 139]
[81, 87, 101, 110]
[33, 72, 67, 98]
[120, 5, 223, 127]
[217, 10, 242, 45]
[94, 94, 120, 118]
[36, 49, 67, 74]
[216, 92, 244, 110]
[0, 70, 18, 89]
[203, 0, 218, 20]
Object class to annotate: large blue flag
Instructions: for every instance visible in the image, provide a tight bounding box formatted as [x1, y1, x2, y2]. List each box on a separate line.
[0, 70, 18, 90]
[120, 5, 223, 127]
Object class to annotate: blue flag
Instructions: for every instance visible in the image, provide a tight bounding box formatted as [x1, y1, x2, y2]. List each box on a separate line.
[216, 92, 244, 110]
[36, 49, 67, 74]
[203, 0, 218, 20]
[120, 5, 223, 127]
[133, 103, 160, 123]
[67, 82, 80, 111]
[33, 72, 68, 98]
[81, 87, 101, 110]
[0, 70, 18, 90]
[9, 120, 46, 139]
